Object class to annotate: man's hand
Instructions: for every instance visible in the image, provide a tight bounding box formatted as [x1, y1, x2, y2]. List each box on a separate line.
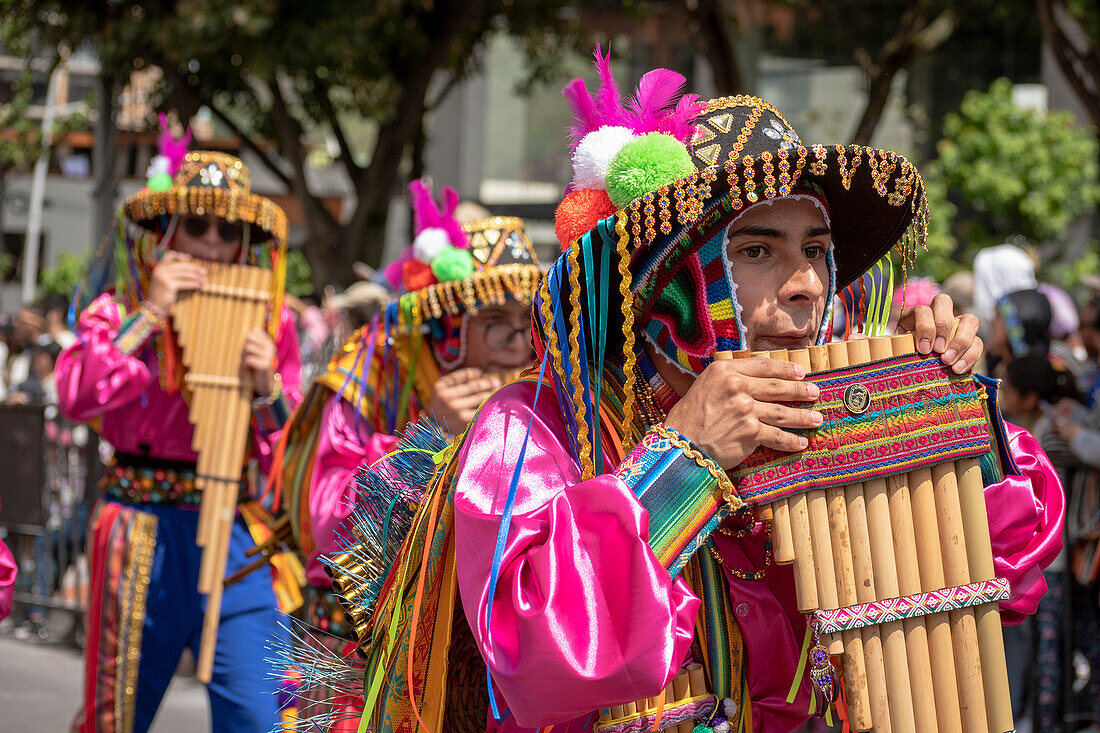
[663, 358, 822, 469]
[147, 251, 206, 316]
[428, 368, 502, 433]
[895, 293, 982, 374]
[241, 328, 277, 396]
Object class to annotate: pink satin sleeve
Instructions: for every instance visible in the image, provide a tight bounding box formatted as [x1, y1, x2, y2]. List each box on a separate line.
[0, 504, 14, 620]
[305, 395, 399, 586]
[987, 422, 1065, 625]
[56, 294, 155, 421]
[453, 382, 699, 730]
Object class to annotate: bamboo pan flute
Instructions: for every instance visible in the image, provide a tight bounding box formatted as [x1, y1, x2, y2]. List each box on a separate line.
[711, 335, 1012, 733]
[171, 261, 273, 683]
[597, 663, 709, 733]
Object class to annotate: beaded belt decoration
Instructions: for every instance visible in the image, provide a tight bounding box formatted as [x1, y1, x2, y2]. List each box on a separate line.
[811, 577, 1011, 635]
[595, 695, 717, 733]
[729, 353, 992, 506]
[100, 453, 248, 506]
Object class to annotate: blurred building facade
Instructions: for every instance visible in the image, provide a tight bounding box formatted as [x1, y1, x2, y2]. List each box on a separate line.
[0, 5, 1079, 301]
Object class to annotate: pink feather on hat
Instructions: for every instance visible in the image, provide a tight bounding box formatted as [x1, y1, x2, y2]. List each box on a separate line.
[627, 68, 686, 134]
[406, 179, 468, 249]
[157, 112, 192, 176]
[658, 93, 709, 145]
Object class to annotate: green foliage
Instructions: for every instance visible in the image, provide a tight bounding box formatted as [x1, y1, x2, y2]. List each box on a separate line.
[934, 78, 1100, 252]
[37, 251, 88, 299]
[911, 162, 961, 282]
[284, 248, 314, 298]
[0, 17, 86, 177]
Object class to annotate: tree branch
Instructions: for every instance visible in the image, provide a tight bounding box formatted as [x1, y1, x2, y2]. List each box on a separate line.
[268, 72, 339, 231]
[1038, 0, 1100, 129]
[158, 62, 293, 189]
[310, 73, 363, 182]
[678, 0, 744, 94]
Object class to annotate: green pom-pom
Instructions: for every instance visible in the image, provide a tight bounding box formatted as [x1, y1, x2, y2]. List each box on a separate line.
[147, 173, 173, 191]
[431, 246, 474, 282]
[605, 132, 694, 209]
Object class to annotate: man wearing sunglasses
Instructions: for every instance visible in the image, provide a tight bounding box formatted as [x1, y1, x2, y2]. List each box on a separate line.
[58, 151, 301, 733]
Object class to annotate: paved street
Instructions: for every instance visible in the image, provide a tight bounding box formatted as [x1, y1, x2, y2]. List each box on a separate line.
[0, 633, 209, 731]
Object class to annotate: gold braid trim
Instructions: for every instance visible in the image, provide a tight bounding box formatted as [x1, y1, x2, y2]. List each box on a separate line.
[538, 272, 565, 402]
[616, 212, 640, 452]
[117, 511, 158, 733]
[652, 424, 742, 510]
[566, 244, 593, 479]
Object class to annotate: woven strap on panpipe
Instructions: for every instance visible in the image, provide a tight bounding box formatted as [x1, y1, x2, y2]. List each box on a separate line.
[728, 352, 992, 506]
[811, 577, 1011, 635]
[595, 695, 717, 733]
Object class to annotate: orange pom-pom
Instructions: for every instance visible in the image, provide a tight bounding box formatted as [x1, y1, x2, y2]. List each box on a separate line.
[554, 188, 617, 251]
[402, 258, 437, 291]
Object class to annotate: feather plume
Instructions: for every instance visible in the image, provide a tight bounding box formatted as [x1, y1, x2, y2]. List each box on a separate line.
[156, 112, 192, 176]
[563, 78, 601, 146]
[628, 69, 686, 133]
[657, 93, 708, 144]
[407, 179, 468, 248]
[593, 44, 627, 128]
[407, 179, 435, 235]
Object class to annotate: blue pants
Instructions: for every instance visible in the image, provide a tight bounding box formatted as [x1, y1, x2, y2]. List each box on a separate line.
[79, 500, 284, 733]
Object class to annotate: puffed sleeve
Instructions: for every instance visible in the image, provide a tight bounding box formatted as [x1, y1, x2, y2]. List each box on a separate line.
[454, 381, 719, 728]
[0, 518, 14, 621]
[56, 294, 158, 421]
[986, 422, 1065, 625]
[305, 394, 399, 587]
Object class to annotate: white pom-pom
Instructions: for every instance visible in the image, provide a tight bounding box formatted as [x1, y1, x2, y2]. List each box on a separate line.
[721, 698, 738, 718]
[572, 126, 637, 191]
[412, 227, 450, 263]
[712, 721, 730, 733]
[145, 155, 171, 179]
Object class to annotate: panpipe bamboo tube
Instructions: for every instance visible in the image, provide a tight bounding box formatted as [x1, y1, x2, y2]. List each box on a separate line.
[808, 346, 874, 730]
[673, 669, 693, 733]
[598, 666, 701, 732]
[865, 337, 937, 732]
[756, 350, 815, 611]
[786, 348, 841, 654]
[172, 262, 272, 684]
[930, 463, 987, 731]
[956, 457, 1013, 733]
[889, 335, 963, 733]
[830, 339, 916, 733]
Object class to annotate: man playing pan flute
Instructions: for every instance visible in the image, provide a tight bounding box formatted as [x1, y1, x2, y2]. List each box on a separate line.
[271, 180, 541, 728]
[57, 143, 302, 733]
[295, 51, 1063, 733]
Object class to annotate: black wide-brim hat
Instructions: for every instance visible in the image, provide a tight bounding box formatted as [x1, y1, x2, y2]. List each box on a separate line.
[619, 96, 927, 315]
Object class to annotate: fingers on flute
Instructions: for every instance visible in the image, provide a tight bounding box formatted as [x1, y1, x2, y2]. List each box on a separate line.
[757, 423, 808, 452]
[929, 293, 956, 353]
[746, 374, 820, 402]
[940, 313, 981, 373]
[758, 401, 823, 429]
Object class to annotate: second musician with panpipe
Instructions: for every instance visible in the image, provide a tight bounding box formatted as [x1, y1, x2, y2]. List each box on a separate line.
[58, 148, 302, 732]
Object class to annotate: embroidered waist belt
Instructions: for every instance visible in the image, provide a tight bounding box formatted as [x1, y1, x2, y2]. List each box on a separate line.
[100, 452, 249, 506]
[728, 353, 992, 506]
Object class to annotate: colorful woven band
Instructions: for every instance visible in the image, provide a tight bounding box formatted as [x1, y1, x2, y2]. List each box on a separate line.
[100, 454, 248, 506]
[811, 577, 1011, 635]
[595, 695, 717, 733]
[729, 353, 992, 506]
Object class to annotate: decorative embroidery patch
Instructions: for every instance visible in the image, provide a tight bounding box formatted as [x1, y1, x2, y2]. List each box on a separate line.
[812, 577, 1010, 635]
[729, 353, 992, 506]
